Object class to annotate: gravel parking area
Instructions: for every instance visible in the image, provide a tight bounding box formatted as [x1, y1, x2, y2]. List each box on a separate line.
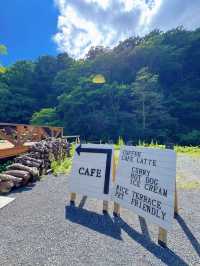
[177, 155, 200, 187]
[0, 155, 199, 266]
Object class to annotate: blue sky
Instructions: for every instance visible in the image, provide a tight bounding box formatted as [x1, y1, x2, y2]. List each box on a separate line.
[0, 0, 58, 65]
[1, 0, 200, 65]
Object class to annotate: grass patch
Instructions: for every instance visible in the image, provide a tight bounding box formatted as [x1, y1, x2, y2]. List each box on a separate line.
[50, 142, 200, 175]
[0, 160, 13, 173]
[176, 174, 185, 182]
[177, 180, 200, 189]
[51, 157, 72, 175]
[174, 146, 200, 157]
[51, 144, 75, 175]
[177, 174, 200, 190]
[115, 138, 200, 157]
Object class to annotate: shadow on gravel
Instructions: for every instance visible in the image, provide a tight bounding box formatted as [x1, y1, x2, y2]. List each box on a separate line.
[138, 216, 151, 240]
[114, 216, 188, 266]
[10, 183, 36, 194]
[65, 205, 122, 240]
[65, 200, 188, 266]
[176, 214, 200, 257]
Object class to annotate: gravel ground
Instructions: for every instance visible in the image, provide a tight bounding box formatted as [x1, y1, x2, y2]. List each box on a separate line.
[0, 155, 200, 266]
[177, 155, 200, 186]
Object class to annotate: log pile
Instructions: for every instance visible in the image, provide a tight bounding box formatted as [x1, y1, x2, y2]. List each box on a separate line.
[0, 138, 70, 194]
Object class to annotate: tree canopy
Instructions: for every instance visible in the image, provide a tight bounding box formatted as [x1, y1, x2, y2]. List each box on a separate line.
[0, 28, 200, 144]
[0, 44, 7, 74]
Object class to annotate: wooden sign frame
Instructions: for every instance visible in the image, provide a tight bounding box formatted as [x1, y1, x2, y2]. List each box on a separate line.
[69, 143, 178, 248]
[69, 142, 115, 213]
[69, 158, 118, 214]
[112, 143, 178, 248]
[158, 144, 178, 247]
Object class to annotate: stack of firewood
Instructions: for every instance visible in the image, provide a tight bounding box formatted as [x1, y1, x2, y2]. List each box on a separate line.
[0, 138, 70, 194]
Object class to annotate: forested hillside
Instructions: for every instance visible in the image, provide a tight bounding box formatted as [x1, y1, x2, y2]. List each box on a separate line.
[0, 27, 200, 144]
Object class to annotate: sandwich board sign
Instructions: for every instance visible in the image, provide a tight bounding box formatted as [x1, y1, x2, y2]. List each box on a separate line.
[68, 144, 114, 201]
[112, 146, 176, 230]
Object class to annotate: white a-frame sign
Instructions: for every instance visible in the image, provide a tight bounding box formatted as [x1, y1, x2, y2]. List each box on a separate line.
[112, 146, 176, 231]
[68, 144, 114, 201]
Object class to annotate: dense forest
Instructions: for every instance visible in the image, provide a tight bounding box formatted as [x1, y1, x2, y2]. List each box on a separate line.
[0, 27, 200, 145]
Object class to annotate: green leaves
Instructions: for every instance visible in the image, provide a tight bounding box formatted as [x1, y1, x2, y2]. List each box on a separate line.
[31, 108, 60, 126]
[0, 28, 200, 144]
[0, 44, 7, 55]
[0, 44, 7, 73]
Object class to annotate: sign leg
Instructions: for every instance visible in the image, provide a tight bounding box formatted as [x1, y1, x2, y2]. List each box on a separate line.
[103, 200, 108, 214]
[158, 227, 167, 248]
[174, 185, 178, 217]
[70, 192, 76, 205]
[113, 202, 120, 216]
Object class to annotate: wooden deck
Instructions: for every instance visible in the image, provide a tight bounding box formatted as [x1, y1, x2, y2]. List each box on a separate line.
[0, 145, 29, 159]
[0, 123, 63, 159]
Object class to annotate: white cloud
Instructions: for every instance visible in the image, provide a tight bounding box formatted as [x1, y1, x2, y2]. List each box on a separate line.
[53, 0, 200, 58]
[84, 0, 111, 10]
[150, 0, 200, 31]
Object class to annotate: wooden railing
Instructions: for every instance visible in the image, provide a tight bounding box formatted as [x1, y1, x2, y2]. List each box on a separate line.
[0, 123, 63, 159]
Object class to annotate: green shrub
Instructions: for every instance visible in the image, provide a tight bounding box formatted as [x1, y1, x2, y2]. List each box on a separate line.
[0, 160, 13, 173]
[51, 157, 72, 175]
[180, 130, 200, 146]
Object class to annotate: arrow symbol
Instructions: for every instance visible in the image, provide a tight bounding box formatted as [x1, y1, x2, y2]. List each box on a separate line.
[76, 144, 112, 194]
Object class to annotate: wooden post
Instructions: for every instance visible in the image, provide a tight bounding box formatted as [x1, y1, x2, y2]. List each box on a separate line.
[103, 200, 108, 214]
[158, 227, 167, 248]
[158, 143, 177, 247]
[113, 202, 120, 216]
[103, 148, 116, 214]
[112, 154, 120, 216]
[70, 192, 76, 205]
[174, 182, 178, 217]
[76, 137, 80, 144]
[170, 143, 178, 216]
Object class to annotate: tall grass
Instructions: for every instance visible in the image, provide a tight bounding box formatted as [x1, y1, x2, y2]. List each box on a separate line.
[51, 140, 200, 175]
[174, 146, 200, 156]
[115, 138, 200, 156]
[51, 144, 75, 175]
[51, 157, 72, 175]
[0, 160, 13, 173]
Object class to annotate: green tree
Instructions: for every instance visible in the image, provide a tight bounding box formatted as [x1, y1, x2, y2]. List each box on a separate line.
[31, 108, 60, 126]
[57, 79, 135, 141]
[132, 67, 173, 141]
[0, 44, 7, 73]
[33, 54, 74, 107]
[0, 28, 200, 144]
[0, 60, 37, 123]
